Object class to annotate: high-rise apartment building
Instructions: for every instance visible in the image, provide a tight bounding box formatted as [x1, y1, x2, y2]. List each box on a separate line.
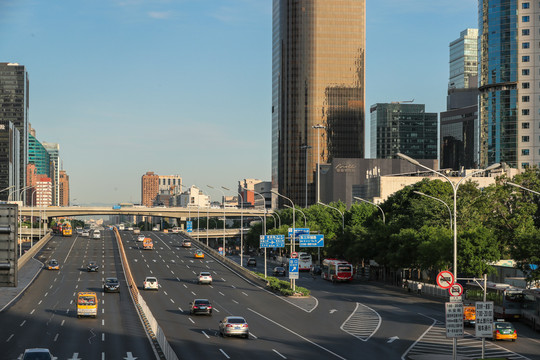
[370, 103, 438, 160]
[141, 171, 159, 207]
[158, 175, 182, 196]
[35, 174, 52, 207]
[479, 0, 539, 169]
[0, 63, 28, 195]
[238, 179, 261, 207]
[272, 0, 366, 206]
[42, 142, 60, 206]
[440, 29, 479, 170]
[59, 170, 69, 206]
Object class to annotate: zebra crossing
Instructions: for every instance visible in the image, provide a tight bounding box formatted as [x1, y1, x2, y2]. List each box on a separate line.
[403, 319, 530, 360]
[340, 302, 382, 341]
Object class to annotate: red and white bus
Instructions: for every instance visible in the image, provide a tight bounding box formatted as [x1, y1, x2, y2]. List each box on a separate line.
[298, 252, 313, 271]
[321, 259, 354, 282]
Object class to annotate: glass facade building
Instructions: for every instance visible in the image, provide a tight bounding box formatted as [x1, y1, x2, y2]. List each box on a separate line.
[370, 103, 438, 160]
[272, 0, 366, 206]
[28, 134, 50, 177]
[43, 142, 60, 205]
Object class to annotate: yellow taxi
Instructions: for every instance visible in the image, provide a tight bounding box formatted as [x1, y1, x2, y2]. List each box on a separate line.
[194, 250, 205, 259]
[47, 259, 59, 270]
[492, 320, 517, 341]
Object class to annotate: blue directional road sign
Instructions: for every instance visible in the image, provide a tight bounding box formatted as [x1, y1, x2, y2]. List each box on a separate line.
[186, 221, 192, 233]
[288, 228, 310, 240]
[299, 234, 324, 247]
[260, 235, 285, 248]
[289, 258, 299, 279]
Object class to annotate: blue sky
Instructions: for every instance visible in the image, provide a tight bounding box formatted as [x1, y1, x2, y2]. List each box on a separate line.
[0, 0, 477, 205]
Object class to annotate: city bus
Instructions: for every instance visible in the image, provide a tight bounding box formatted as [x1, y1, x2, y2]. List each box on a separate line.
[298, 252, 313, 271]
[522, 288, 540, 331]
[321, 259, 354, 282]
[464, 282, 525, 320]
[62, 223, 72, 237]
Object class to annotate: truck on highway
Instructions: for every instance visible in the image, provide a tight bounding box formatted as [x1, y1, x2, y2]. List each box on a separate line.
[143, 238, 153, 250]
[463, 304, 476, 327]
[77, 292, 98, 318]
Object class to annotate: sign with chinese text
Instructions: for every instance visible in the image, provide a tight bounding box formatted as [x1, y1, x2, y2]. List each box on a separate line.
[475, 301, 494, 337]
[445, 302, 464, 338]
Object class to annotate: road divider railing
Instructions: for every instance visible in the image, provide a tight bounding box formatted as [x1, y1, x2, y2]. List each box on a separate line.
[113, 227, 178, 360]
[18, 231, 53, 269]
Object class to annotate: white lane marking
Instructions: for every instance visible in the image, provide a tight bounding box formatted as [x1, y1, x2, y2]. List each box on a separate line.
[50, 285, 53, 289]
[61, 320, 65, 326]
[250, 332, 258, 339]
[219, 349, 230, 359]
[38, 300, 42, 305]
[209, 285, 214, 289]
[166, 265, 169, 268]
[183, 284, 188, 288]
[63, 234, 79, 263]
[400, 314, 438, 359]
[248, 308, 347, 360]
[170, 299, 175, 303]
[191, 291, 196, 296]
[54, 333, 59, 342]
[176, 277, 180, 281]
[30, 309, 35, 314]
[219, 292, 225, 296]
[221, 278, 226, 282]
[102, 352, 105, 360]
[20, 320, 26, 326]
[186, 265, 190, 269]
[149, 270, 153, 274]
[214, 308, 220, 313]
[75, 284, 78, 289]
[242, 292, 248, 296]
[202, 331, 210, 339]
[73, 292, 76, 297]
[6, 334, 13, 342]
[232, 300, 239, 304]
[340, 302, 382, 342]
[102, 319, 105, 326]
[164, 291, 168, 296]
[178, 306, 184, 312]
[206, 265, 210, 268]
[102, 333, 105, 341]
[231, 285, 236, 289]
[44, 292, 48, 297]
[213, 271, 217, 275]
[102, 309, 105, 314]
[189, 318, 195, 324]
[273, 349, 287, 359]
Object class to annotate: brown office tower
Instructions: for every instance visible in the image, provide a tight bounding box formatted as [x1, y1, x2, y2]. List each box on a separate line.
[141, 171, 159, 207]
[272, 0, 366, 206]
[59, 170, 69, 206]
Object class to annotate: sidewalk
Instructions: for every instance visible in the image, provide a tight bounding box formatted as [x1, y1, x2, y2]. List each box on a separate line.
[0, 258, 43, 312]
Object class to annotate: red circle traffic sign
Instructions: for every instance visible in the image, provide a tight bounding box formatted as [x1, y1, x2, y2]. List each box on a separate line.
[448, 283, 463, 297]
[291, 252, 298, 259]
[436, 271, 455, 289]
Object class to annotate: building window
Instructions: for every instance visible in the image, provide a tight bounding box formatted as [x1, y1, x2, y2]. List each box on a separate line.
[523, 122, 530, 129]
[523, 95, 530, 102]
[523, 2, 530, 8]
[523, 42, 530, 49]
[522, 162, 530, 168]
[523, 82, 530, 89]
[523, 55, 530, 62]
[523, 16, 530, 22]
[522, 135, 530, 142]
[522, 109, 530, 115]
[523, 29, 530, 35]
[522, 149, 530, 156]
[523, 69, 530, 77]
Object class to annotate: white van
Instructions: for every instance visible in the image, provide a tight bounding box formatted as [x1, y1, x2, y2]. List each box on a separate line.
[93, 230, 101, 239]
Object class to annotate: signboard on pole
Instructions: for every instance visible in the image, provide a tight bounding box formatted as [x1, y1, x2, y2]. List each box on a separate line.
[289, 258, 299, 279]
[260, 235, 285, 248]
[186, 221, 193, 233]
[218, 247, 223, 256]
[436, 271, 455, 289]
[288, 228, 310, 240]
[475, 301, 494, 338]
[448, 283, 464, 297]
[299, 234, 324, 247]
[445, 302, 464, 338]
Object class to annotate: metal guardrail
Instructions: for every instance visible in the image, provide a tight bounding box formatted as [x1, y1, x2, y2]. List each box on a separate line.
[18, 231, 52, 269]
[113, 227, 179, 360]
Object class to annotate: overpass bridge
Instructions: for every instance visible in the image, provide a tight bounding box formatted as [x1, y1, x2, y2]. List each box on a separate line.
[19, 206, 271, 219]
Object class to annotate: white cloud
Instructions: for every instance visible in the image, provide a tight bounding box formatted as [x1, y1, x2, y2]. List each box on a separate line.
[148, 11, 171, 19]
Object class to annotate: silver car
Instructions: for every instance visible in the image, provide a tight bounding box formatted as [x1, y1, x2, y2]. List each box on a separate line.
[219, 316, 249, 338]
[198, 271, 212, 284]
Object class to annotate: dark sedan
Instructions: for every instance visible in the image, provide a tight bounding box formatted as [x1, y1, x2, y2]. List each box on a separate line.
[272, 267, 286, 276]
[103, 277, 120, 293]
[189, 299, 213, 315]
[87, 261, 99, 272]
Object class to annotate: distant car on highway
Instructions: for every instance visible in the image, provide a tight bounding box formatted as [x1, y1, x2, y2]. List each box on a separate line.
[127, 227, 134, 231]
[272, 267, 286, 276]
[47, 259, 59, 270]
[87, 261, 99, 272]
[143, 276, 159, 290]
[189, 299, 213, 315]
[152, 226, 159, 231]
[219, 316, 249, 338]
[182, 239, 192, 248]
[81, 230, 90, 237]
[137, 234, 145, 242]
[198, 271, 212, 285]
[194, 250, 205, 259]
[93, 230, 101, 239]
[247, 258, 257, 267]
[103, 277, 120, 293]
[22, 348, 54, 360]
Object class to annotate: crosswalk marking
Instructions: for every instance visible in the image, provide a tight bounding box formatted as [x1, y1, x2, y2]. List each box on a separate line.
[340, 302, 381, 341]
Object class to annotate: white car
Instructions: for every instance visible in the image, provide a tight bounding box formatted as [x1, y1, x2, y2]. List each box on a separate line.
[198, 272, 212, 285]
[128, 227, 134, 231]
[152, 226, 159, 231]
[81, 230, 90, 237]
[137, 234, 145, 242]
[143, 276, 159, 290]
[93, 230, 101, 239]
[22, 348, 54, 360]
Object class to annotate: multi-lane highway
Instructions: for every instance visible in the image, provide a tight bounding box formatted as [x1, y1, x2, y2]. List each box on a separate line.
[2, 229, 539, 360]
[0, 230, 155, 360]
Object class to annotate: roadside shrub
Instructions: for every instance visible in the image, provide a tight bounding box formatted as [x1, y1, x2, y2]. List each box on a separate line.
[254, 273, 310, 296]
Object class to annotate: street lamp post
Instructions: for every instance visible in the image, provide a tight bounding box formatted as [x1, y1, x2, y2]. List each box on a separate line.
[312, 124, 325, 204]
[317, 201, 344, 232]
[284, 204, 307, 227]
[301, 144, 312, 207]
[413, 191, 452, 229]
[30, 188, 37, 247]
[224, 187, 244, 266]
[397, 153, 500, 360]
[271, 190, 296, 292]
[353, 197, 385, 224]
[207, 185, 226, 257]
[507, 181, 540, 195]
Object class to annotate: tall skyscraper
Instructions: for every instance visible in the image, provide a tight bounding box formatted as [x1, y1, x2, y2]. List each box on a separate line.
[141, 171, 159, 207]
[28, 133, 50, 176]
[59, 170, 69, 206]
[478, 0, 539, 169]
[0, 63, 28, 196]
[272, 0, 366, 206]
[440, 29, 479, 170]
[370, 103, 438, 160]
[0, 120, 20, 200]
[42, 142, 60, 206]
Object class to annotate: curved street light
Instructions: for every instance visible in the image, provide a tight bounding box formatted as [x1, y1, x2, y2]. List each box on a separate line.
[507, 181, 540, 196]
[413, 191, 452, 229]
[284, 204, 307, 227]
[270, 190, 296, 291]
[317, 201, 344, 233]
[353, 196, 385, 224]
